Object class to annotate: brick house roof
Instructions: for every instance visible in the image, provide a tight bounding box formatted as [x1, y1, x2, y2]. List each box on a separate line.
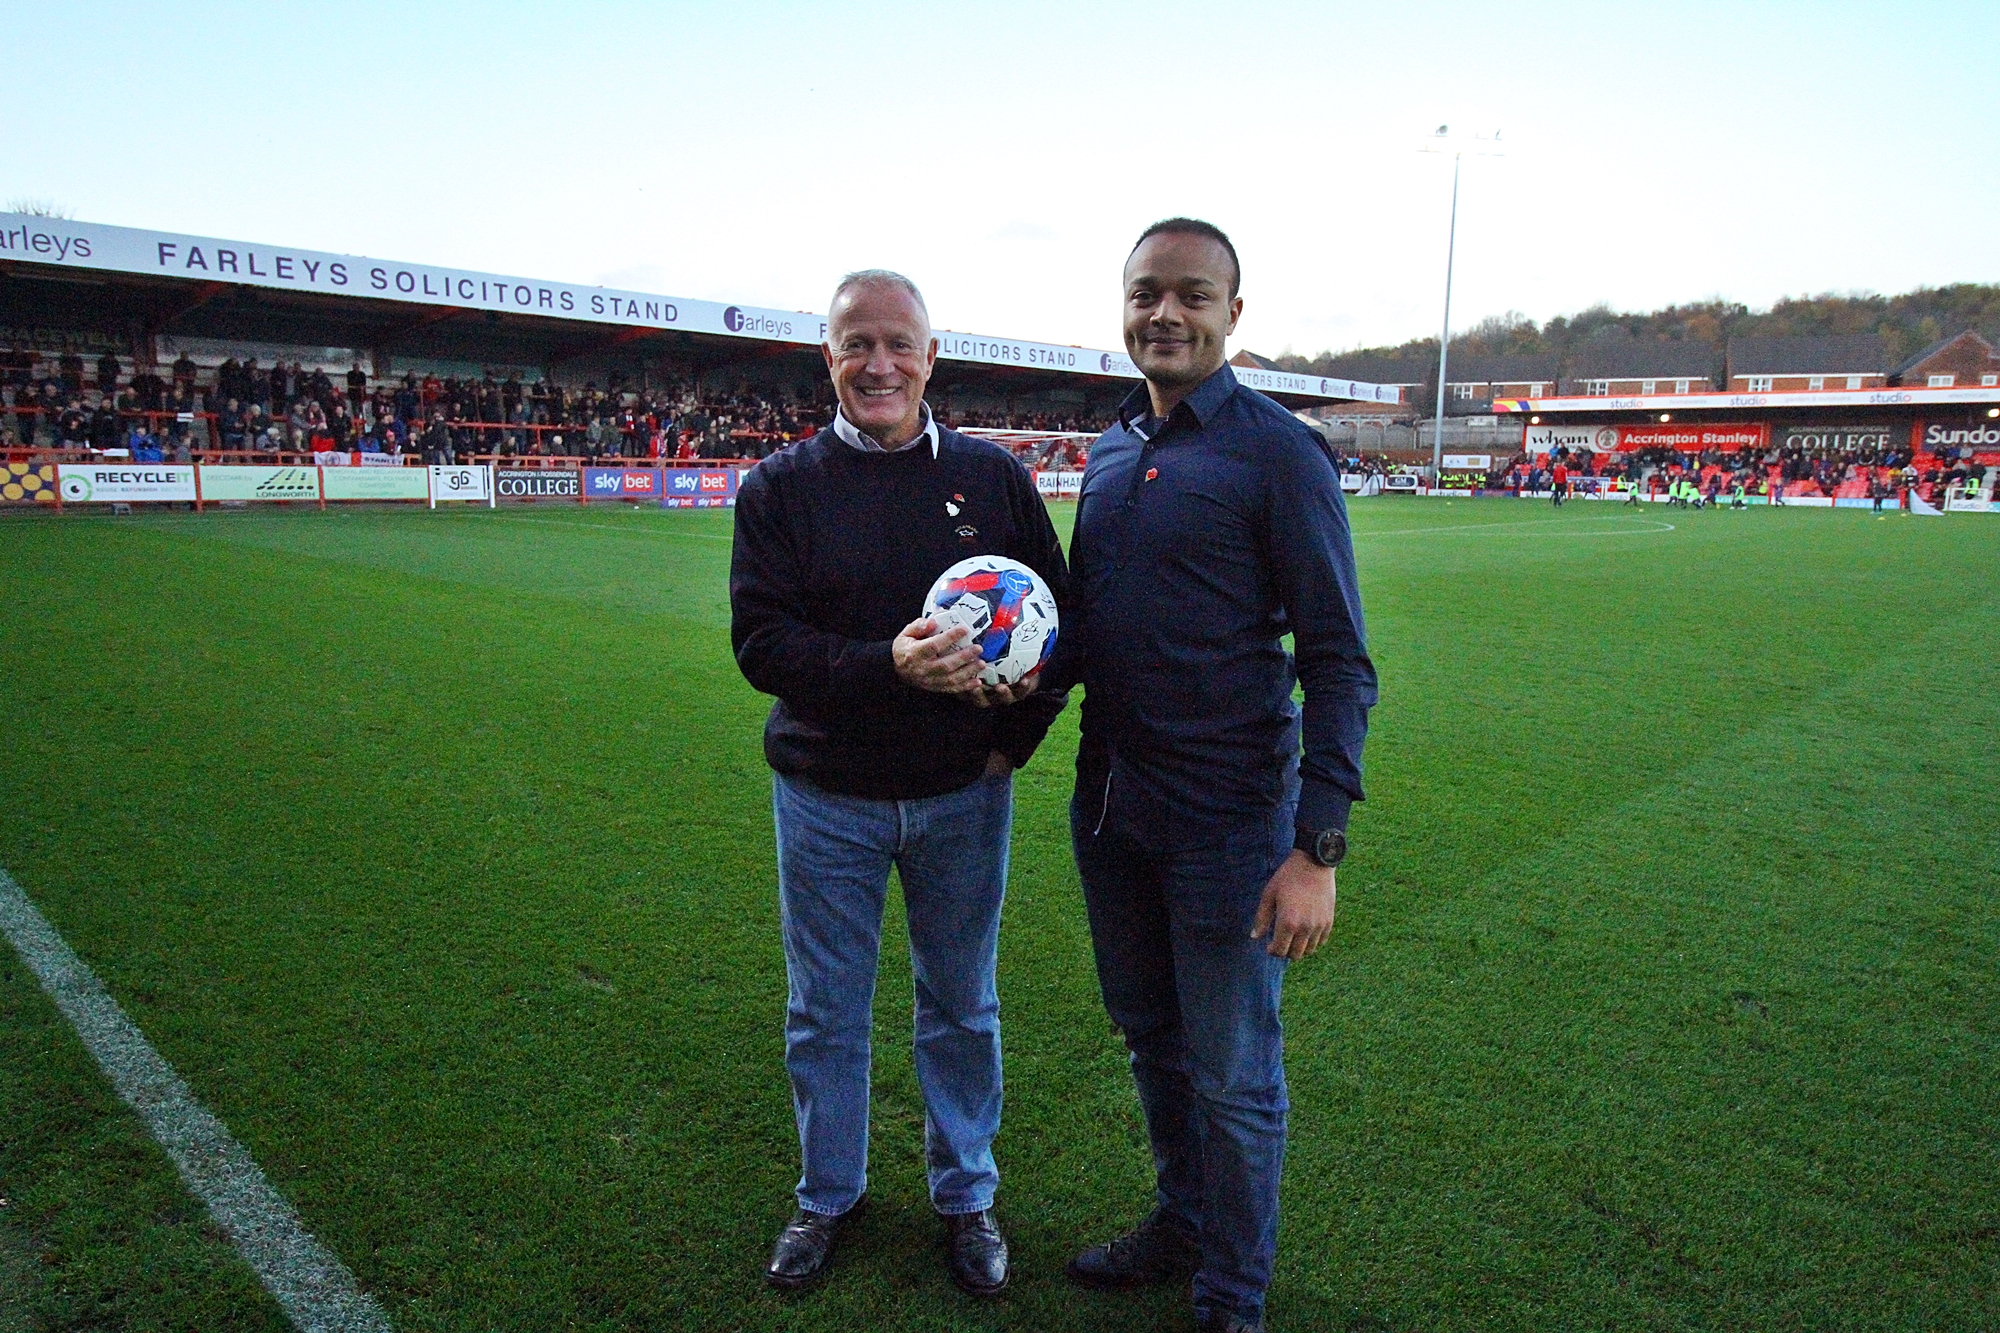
[1727, 334, 1889, 377]
[1442, 353, 1560, 385]
[1892, 330, 1997, 380]
[1566, 339, 1718, 381]
[1313, 354, 1430, 386]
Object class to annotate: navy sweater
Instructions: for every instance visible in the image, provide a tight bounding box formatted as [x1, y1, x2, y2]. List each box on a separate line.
[730, 425, 1070, 800]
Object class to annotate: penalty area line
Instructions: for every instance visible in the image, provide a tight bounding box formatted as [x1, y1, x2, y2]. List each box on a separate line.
[0, 868, 393, 1333]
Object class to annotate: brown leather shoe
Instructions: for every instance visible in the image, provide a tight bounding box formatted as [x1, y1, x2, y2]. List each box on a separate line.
[765, 1197, 865, 1291]
[942, 1208, 1010, 1296]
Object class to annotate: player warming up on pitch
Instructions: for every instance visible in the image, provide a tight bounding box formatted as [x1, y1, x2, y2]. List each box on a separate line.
[1045, 220, 1377, 1333]
[728, 270, 1068, 1298]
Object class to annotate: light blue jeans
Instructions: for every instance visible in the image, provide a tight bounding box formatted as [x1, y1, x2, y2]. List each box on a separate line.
[772, 768, 1012, 1217]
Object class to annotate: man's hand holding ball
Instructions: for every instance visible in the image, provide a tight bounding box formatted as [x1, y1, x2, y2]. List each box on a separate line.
[894, 617, 986, 696]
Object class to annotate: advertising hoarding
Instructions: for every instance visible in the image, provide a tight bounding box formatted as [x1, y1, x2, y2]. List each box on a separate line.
[661, 468, 739, 507]
[428, 465, 492, 503]
[496, 468, 580, 498]
[583, 467, 662, 499]
[1775, 424, 1895, 453]
[1918, 422, 2000, 455]
[320, 468, 429, 501]
[1526, 423, 1767, 453]
[1032, 470, 1084, 499]
[1441, 454, 1492, 469]
[57, 463, 197, 502]
[197, 466, 322, 501]
[1, 462, 56, 504]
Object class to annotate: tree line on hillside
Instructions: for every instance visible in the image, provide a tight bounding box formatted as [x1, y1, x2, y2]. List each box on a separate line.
[1275, 284, 2000, 378]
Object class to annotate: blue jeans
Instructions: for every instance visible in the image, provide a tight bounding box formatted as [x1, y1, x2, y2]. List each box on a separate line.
[773, 768, 1012, 1217]
[1071, 785, 1294, 1323]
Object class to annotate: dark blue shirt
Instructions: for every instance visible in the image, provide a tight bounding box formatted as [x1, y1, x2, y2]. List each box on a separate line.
[1054, 364, 1375, 841]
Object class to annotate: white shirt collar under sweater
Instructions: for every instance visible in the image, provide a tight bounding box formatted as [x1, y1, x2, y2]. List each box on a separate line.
[832, 400, 940, 459]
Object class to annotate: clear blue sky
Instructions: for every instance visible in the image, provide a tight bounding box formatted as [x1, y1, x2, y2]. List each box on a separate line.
[3, 0, 1991, 359]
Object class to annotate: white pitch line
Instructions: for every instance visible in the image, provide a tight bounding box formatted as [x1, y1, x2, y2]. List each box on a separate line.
[0, 869, 393, 1333]
[485, 513, 734, 540]
[1359, 515, 1676, 538]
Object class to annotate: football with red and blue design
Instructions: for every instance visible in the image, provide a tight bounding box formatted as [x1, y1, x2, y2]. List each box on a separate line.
[922, 555, 1059, 688]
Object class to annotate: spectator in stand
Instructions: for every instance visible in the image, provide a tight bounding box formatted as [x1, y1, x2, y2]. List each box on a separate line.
[219, 398, 249, 452]
[59, 349, 86, 396]
[96, 351, 120, 393]
[31, 383, 56, 446]
[131, 425, 164, 462]
[57, 398, 88, 448]
[3, 341, 34, 392]
[505, 401, 529, 455]
[172, 350, 197, 397]
[327, 401, 354, 451]
[304, 398, 329, 448]
[89, 398, 122, 453]
[9, 380, 36, 446]
[347, 362, 368, 413]
[422, 414, 453, 465]
[287, 397, 315, 449]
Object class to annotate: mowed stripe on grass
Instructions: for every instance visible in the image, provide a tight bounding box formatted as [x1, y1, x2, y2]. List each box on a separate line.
[0, 500, 1993, 1332]
[0, 870, 392, 1333]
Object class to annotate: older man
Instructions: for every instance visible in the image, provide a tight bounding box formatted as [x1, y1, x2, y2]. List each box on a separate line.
[1052, 219, 1377, 1333]
[730, 270, 1068, 1296]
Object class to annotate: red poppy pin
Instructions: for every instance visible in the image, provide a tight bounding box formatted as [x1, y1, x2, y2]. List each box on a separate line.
[1145, 467, 1158, 482]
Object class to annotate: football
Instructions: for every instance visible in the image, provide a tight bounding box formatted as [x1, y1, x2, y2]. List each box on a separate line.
[922, 555, 1059, 688]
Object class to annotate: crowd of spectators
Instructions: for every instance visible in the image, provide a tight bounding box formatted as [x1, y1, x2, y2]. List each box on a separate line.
[950, 406, 1108, 436]
[1485, 436, 1991, 506]
[2, 341, 1125, 465]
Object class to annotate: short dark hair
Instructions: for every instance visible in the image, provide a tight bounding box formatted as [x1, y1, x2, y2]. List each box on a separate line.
[1129, 217, 1240, 297]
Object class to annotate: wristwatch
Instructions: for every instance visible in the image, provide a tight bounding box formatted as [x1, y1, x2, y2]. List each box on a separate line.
[1294, 827, 1347, 868]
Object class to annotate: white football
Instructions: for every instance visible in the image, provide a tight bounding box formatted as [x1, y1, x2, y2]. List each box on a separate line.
[921, 555, 1059, 688]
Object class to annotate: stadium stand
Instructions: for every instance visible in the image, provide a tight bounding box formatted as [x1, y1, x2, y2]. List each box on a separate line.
[1483, 424, 1992, 507]
[0, 340, 1121, 467]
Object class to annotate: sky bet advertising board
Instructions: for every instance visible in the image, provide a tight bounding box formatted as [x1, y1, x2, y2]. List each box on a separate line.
[662, 468, 739, 508]
[582, 468, 662, 500]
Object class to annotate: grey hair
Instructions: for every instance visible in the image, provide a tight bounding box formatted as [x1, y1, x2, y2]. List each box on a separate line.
[828, 269, 930, 330]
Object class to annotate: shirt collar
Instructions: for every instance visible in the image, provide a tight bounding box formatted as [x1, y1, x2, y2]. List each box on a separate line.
[1117, 362, 1239, 439]
[832, 400, 939, 459]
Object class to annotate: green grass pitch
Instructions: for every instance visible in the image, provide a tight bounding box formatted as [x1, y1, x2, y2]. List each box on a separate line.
[0, 498, 1995, 1332]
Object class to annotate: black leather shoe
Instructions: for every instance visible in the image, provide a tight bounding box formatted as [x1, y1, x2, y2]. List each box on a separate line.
[1064, 1207, 1199, 1289]
[942, 1209, 1010, 1296]
[765, 1197, 864, 1291]
[1196, 1312, 1263, 1333]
